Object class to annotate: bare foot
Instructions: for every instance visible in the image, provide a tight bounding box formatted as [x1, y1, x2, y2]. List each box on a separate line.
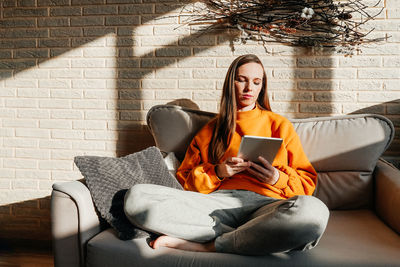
[150, 235, 215, 252]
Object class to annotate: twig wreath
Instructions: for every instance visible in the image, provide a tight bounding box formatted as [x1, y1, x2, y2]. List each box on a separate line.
[182, 0, 386, 53]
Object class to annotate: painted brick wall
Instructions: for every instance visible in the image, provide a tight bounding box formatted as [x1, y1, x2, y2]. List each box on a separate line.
[0, 0, 399, 241]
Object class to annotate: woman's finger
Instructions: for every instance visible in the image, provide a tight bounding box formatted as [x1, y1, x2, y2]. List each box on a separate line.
[257, 156, 274, 171]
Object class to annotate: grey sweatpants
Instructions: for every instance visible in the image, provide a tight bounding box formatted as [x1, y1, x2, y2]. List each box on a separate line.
[124, 184, 329, 255]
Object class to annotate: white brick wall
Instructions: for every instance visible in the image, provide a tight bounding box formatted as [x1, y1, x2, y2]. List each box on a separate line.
[0, 0, 399, 240]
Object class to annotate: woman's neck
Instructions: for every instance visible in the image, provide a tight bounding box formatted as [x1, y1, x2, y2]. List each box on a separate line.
[237, 103, 256, 112]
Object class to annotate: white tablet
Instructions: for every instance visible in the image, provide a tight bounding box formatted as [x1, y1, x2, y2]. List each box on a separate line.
[237, 135, 283, 164]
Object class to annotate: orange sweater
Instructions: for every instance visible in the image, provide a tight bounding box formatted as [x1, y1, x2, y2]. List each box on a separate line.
[176, 106, 317, 199]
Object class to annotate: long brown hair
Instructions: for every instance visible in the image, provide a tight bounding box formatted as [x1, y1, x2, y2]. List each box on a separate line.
[208, 54, 271, 164]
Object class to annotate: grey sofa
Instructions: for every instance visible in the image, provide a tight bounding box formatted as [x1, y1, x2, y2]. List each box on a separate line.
[51, 104, 400, 267]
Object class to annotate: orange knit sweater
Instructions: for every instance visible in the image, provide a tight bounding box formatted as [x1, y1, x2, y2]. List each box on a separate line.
[176, 106, 317, 199]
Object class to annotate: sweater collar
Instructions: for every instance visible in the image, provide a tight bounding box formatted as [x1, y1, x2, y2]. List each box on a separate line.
[236, 105, 262, 121]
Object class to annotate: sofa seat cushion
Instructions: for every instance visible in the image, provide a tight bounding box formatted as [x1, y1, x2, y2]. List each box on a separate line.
[87, 210, 400, 267]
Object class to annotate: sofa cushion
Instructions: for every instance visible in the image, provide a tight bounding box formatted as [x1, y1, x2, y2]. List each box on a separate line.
[147, 105, 394, 209]
[86, 210, 400, 267]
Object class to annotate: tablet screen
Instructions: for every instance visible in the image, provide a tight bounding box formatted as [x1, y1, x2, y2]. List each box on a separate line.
[237, 135, 283, 164]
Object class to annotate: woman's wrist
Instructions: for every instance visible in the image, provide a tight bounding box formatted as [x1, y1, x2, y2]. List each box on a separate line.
[215, 164, 224, 181]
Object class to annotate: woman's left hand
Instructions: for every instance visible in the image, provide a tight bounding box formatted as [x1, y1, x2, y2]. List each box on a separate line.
[247, 156, 280, 185]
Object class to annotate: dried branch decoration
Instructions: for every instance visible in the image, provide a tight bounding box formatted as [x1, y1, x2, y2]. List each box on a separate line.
[184, 0, 386, 51]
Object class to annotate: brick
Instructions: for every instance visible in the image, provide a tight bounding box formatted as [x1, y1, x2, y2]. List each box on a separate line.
[51, 150, 80, 160]
[51, 110, 83, 119]
[40, 120, 71, 129]
[71, 0, 103, 4]
[0, 40, 36, 49]
[154, 25, 189, 36]
[119, 90, 154, 100]
[0, 87, 16, 97]
[120, 111, 147, 121]
[71, 17, 104, 27]
[193, 91, 222, 100]
[72, 100, 107, 109]
[4, 8, 48, 17]
[119, 4, 154, 14]
[156, 69, 192, 79]
[118, 47, 154, 58]
[17, 109, 50, 119]
[193, 69, 226, 79]
[142, 100, 169, 110]
[270, 102, 298, 113]
[85, 69, 116, 79]
[105, 16, 140, 26]
[298, 80, 339, 90]
[141, 36, 178, 46]
[109, 100, 141, 110]
[179, 35, 216, 46]
[178, 58, 215, 68]
[15, 128, 49, 138]
[51, 48, 83, 58]
[85, 110, 119, 120]
[38, 17, 69, 27]
[315, 69, 357, 79]
[39, 59, 70, 69]
[72, 79, 106, 89]
[383, 57, 400, 67]
[4, 159, 37, 169]
[179, 79, 214, 89]
[15, 149, 50, 160]
[300, 103, 341, 114]
[85, 131, 118, 140]
[15, 49, 49, 59]
[142, 79, 177, 89]
[50, 7, 82, 16]
[6, 99, 38, 108]
[141, 15, 178, 25]
[339, 80, 382, 91]
[360, 44, 400, 55]
[0, 109, 15, 118]
[3, 119, 37, 128]
[141, 58, 175, 68]
[155, 3, 187, 13]
[194, 46, 232, 57]
[38, 0, 70, 6]
[17, 0, 36, 6]
[51, 170, 81, 180]
[72, 37, 107, 48]
[84, 27, 116, 37]
[107, 58, 139, 69]
[358, 92, 400, 102]
[0, 18, 36, 28]
[13, 180, 38, 189]
[119, 69, 154, 79]
[384, 80, 400, 91]
[273, 91, 313, 102]
[73, 120, 107, 130]
[39, 99, 71, 109]
[343, 103, 385, 115]
[113, 37, 139, 47]
[155, 47, 191, 57]
[340, 57, 382, 67]
[84, 90, 118, 99]
[0, 148, 14, 157]
[83, 6, 118, 15]
[72, 141, 106, 150]
[15, 170, 49, 180]
[358, 69, 400, 79]
[273, 69, 313, 79]
[315, 92, 356, 102]
[267, 80, 295, 90]
[72, 59, 105, 68]
[155, 90, 192, 100]
[51, 130, 84, 140]
[50, 70, 82, 79]
[0, 51, 12, 59]
[114, 79, 141, 89]
[39, 38, 71, 48]
[0, 60, 36, 69]
[0, 169, 15, 179]
[39, 79, 70, 89]
[39, 140, 71, 149]
[83, 48, 117, 57]
[118, 26, 153, 36]
[0, 128, 15, 137]
[50, 28, 82, 38]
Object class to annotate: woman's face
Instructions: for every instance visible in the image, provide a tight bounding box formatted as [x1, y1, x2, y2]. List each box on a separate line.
[234, 62, 264, 112]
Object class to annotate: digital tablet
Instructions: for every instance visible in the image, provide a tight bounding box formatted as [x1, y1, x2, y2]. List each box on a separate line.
[237, 135, 283, 164]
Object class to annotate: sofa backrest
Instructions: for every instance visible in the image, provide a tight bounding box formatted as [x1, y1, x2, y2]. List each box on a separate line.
[147, 105, 394, 210]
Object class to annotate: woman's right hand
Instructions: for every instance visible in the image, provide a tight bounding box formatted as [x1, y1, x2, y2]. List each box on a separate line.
[215, 157, 250, 178]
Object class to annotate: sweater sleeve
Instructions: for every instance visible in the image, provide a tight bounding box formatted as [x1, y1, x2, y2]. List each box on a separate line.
[272, 121, 317, 197]
[176, 137, 222, 194]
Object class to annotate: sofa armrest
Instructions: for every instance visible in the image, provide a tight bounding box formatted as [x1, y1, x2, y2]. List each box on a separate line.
[375, 159, 400, 235]
[51, 180, 102, 267]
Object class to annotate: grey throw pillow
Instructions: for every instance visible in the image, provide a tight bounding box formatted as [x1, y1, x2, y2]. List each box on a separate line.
[74, 146, 183, 240]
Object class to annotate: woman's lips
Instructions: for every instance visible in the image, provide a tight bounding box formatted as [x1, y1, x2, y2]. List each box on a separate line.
[242, 94, 253, 99]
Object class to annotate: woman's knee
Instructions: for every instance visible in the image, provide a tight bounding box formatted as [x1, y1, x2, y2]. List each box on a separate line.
[291, 195, 330, 236]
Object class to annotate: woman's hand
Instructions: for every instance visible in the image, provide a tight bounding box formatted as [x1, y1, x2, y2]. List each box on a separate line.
[216, 157, 250, 178]
[247, 156, 280, 185]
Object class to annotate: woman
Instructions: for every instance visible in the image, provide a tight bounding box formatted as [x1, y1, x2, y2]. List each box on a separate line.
[124, 54, 329, 255]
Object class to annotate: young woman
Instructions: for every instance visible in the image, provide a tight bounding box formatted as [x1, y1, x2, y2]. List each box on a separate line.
[124, 54, 329, 255]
